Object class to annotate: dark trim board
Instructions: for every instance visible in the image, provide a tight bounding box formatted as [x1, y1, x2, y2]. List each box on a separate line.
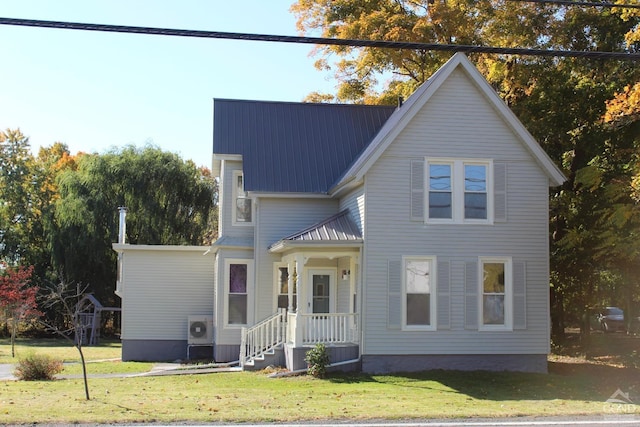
[122, 339, 191, 362]
[361, 354, 548, 374]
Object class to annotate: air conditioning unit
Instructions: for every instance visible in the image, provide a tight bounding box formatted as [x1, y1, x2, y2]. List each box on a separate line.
[187, 315, 213, 345]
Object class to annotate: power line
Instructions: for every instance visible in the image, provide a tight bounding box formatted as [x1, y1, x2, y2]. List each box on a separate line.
[0, 17, 638, 61]
[510, 0, 640, 8]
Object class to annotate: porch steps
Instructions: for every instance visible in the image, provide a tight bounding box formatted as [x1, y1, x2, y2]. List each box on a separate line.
[240, 309, 287, 370]
[242, 345, 285, 371]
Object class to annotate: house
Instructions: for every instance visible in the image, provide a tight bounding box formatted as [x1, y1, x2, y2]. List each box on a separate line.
[113, 53, 566, 373]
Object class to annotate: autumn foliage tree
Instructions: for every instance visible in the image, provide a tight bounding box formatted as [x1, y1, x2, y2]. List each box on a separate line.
[0, 265, 40, 357]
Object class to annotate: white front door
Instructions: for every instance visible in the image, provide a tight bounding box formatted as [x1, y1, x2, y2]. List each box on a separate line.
[308, 269, 336, 313]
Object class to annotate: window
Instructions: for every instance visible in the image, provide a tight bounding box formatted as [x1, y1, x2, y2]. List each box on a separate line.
[275, 265, 297, 310]
[479, 257, 512, 331]
[232, 171, 252, 225]
[426, 159, 492, 224]
[428, 163, 452, 219]
[226, 260, 251, 325]
[464, 164, 487, 219]
[402, 256, 437, 330]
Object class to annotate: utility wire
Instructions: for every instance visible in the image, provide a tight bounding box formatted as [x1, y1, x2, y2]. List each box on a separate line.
[0, 17, 638, 61]
[510, 0, 640, 8]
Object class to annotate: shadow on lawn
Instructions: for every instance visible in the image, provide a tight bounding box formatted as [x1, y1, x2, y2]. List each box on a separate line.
[330, 365, 637, 404]
[327, 335, 639, 405]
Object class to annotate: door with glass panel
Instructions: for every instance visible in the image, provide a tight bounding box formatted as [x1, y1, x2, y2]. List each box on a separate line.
[307, 269, 335, 342]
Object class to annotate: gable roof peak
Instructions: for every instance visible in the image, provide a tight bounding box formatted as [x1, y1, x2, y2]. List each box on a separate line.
[332, 53, 565, 191]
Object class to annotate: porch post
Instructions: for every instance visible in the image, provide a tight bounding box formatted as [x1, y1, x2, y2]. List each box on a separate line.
[349, 256, 357, 313]
[287, 259, 295, 312]
[294, 254, 305, 347]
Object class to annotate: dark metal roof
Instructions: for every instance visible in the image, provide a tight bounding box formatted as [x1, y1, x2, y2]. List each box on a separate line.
[268, 210, 363, 252]
[280, 210, 362, 243]
[213, 99, 396, 193]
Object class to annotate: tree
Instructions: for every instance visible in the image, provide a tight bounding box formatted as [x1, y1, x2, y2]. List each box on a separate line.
[52, 145, 215, 309]
[39, 279, 92, 400]
[0, 265, 39, 357]
[0, 129, 37, 265]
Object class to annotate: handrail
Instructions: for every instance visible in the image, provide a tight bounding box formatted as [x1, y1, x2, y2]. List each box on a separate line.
[240, 308, 287, 368]
[297, 312, 358, 346]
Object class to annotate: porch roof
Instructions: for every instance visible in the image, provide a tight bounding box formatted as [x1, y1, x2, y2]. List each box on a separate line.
[268, 210, 363, 253]
[211, 235, 254, 250]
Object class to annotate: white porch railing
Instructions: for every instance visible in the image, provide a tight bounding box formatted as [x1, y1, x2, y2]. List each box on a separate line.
[294, 313, 358, 346]
[240, 308, 287, 368]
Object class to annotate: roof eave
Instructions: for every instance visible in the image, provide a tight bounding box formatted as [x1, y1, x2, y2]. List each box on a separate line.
[268, 240, 363, 254]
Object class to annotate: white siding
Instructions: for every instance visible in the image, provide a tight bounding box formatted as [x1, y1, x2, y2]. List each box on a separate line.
[120, 247, 214, 340]
[213, 247, 254, 345]
[362, 68, 551, 356]
[339, 186, 365, 235]
[219, 160, 254, 240]
[254, 198, 339, 322]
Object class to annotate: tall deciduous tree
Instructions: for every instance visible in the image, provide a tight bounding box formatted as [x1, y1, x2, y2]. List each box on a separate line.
[52, 145, 215, 307]
[0, 265, 39, 357]
[0, 129, 37, 265]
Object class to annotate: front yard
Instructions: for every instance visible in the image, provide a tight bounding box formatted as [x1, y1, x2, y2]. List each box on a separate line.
[0, 334, 638, 424]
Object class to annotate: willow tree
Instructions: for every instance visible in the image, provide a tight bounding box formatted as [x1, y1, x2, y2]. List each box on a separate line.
[52, 145, 216, 308]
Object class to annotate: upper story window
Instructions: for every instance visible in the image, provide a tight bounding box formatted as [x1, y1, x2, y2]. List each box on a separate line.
[426, 159, 492, 224]
[232, 171, 253, 225]
[428, 163, 452, 219]
[464, 164, 487, 220]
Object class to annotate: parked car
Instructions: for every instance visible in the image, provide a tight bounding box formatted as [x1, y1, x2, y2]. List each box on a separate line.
[596, 306, 626, 332]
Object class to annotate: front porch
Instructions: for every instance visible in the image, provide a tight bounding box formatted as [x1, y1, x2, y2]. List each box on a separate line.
[239, 209, 363, 371]
[240, 309, 360, 371]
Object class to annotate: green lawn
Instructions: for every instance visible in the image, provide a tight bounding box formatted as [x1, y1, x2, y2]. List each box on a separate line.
[0, 335, 638, 424]
[0, 338, 122, 363]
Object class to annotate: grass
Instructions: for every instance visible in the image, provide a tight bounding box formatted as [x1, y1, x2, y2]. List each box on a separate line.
[0, 338, 122, 363]
[0, 334, 638, 424]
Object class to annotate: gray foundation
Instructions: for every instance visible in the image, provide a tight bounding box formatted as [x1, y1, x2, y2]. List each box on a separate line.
[213, 344, 241, 363]
[122, 339, 189, 362]
[285, 344, 360, 371]
[362, 354, 548, 374]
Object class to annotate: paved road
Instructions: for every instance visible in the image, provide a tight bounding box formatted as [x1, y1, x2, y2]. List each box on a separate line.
[0, 362, 239, 380]
[7, 417, 635, 427]
[0, 363, 15, 380]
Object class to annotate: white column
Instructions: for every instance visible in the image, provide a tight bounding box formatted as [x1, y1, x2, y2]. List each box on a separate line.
[349, 256, 357, 313]
[287, 259, 294, 312]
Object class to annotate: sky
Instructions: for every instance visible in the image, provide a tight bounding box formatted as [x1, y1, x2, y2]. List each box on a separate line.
[0, 0, 337, 167]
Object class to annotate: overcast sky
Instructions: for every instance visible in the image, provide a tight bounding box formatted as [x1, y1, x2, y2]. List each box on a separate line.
[0, 0, 337, 167]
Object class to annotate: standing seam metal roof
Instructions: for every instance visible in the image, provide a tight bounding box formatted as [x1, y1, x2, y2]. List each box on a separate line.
[213, 99, 396, 193]
[278, 210, 362, 244]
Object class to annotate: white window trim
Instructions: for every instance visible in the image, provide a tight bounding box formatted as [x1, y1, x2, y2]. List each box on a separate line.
[401, 255, 437, 331]
[426, 158, 494, 225]
[273, 262, 295, 311]
[232, 170, 254, 226]
[478, 256, 513, 331]
[223, 258, 254, 328]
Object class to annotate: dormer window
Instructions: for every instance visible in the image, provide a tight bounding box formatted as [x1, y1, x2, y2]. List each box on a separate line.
[233, 171, 253, 225]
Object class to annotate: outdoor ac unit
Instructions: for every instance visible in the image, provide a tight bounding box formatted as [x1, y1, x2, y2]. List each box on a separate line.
[187, 315, 213, 345]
